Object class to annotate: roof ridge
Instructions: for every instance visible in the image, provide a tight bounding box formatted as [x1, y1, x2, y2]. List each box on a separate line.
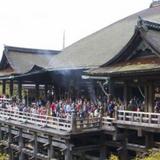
[137, 17, 160, 31]
[4, 45, 60, 54]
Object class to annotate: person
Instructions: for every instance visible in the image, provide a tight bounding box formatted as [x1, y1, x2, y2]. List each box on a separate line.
[50, 102, 56, 116]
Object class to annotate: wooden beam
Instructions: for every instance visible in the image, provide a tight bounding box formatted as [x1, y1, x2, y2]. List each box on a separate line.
[19, 128, 24, 160]
[145, 133, 154, 149]
[33, 132, 38, 160]
[2, 80, 6, 95]
[8, 126, 13, 160]
[73, 145, 99, 153]
[45, 84, 48, 100]
[144, 85, 148, 112]
[35, 83, 39, 100]
[48, 136, 54, 160]
[9, 80, 13, 97]
[123, 84, 128, 109]
[99, 133, 106, 160]
[148, 83, 154, 112]
[64, 140, 72, 160]
[18, 81, 22, 100]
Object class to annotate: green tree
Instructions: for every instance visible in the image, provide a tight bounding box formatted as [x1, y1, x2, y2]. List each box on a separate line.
[0, 153, 8, 160]
[109, 154, 119, 160]
[135, 150, 160, 160]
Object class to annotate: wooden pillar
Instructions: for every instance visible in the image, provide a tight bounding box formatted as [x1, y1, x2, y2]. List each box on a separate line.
[19, 128, 24, 160]
[35, 83, 39, 100]
[33, 132, 38, 160]
[100, 146, 106, 160]
[18, 81, 22, 100]
[48, 136, 54, 159]
[123, 84, 128, 109]
[144, 85, 148, 112]
[0, 124, 2, 153]
[0, 124, 2, 140]
[9, 80, 13, 97]
[148, 83, 154, 112]
[118, 131, 128, 160]
[71, 112, 77, 132]
[2, 80, 6, 95]
[145, 133, 153, 149]
[99, 134, 106, 160]
[64, 140, 72, 160]
[108, 79, 114, 96]
[45, 84, 48, 100]
[8, 126, 13, 160]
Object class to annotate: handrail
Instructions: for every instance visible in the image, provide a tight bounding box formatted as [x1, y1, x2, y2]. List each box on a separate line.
[0, 108, 115, 132]
[0, 108, 72, 131]
[117, 110, 160, 127]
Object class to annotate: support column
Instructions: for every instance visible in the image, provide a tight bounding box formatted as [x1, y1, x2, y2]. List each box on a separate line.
[108, 79, 114, 96]
[64, 140, 72, 160]
[123, 83, 132, 110]
[145, 133, 153, 149]
[19, 128, 24, 160]
[148, 83, 154, 112]
[99, 133, 106, 160]
[33, 132, 38, 160]
[8, 126, 13, 160]
[123, 84, 128, 109]
[45, 84, 48, 100]
[9, 80, 13, 97]
[0, 124, 2, 153]
[144, 85, 148, 112]
[71, 112, 77, 132]
[48, 136, 54, 159]
[100, 146, 106, 160]
[35, 83, 39, 100]
[2, 80, 6, 95]
[18, 81, 22, 101]
[118, 131, 128, 160]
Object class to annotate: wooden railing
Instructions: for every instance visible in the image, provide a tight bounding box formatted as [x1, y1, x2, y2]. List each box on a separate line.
[0, 108, 114, 132]
[75, 116, 101, 130]
[0, 108, 72, 132]
[101, 116, 115, 130]
[6, 108, 160, 132]
[117, 110, 160, 128]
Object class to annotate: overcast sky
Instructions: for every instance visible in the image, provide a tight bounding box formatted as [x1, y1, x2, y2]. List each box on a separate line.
[0, 0, 152, 55]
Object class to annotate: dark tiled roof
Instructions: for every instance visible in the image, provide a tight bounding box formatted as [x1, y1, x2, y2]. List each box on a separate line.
[48, 6, 160, 70]
[0, 45, 60, 74]
[86, 20, 160, 76]
[86, 57, 160, 76]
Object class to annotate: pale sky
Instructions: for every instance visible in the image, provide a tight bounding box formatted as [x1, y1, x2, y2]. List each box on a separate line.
[0, 0, 152, 55]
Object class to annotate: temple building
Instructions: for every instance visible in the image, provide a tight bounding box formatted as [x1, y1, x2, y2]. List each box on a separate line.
[86, 18, 160, 112]
[0, 2, 160, 104]
[0, 2, 159, 160]
[0, 45, 60, 100]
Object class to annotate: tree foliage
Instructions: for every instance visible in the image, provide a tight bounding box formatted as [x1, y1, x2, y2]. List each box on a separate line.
[109, 154, 119, 160]
[0, 153, 8, 160]
[135, 150, 160, 160]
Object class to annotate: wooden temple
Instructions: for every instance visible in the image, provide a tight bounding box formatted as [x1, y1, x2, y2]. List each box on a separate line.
[0, 2, 160, 159]
[87, 18, 160, 112]
[0, 45, 60, 100]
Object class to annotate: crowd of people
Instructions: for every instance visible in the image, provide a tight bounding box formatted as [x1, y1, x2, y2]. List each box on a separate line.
[1, 94, 160, 120]
[0, 94, 123, 119]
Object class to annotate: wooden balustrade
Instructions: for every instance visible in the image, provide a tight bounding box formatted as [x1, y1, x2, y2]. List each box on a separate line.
[75, 116, 101, 130]
[0, 108, 115, 132]
[4, 108, 159, 132]
[0, 108, 72, 132]
[117, 110, 160, 128]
